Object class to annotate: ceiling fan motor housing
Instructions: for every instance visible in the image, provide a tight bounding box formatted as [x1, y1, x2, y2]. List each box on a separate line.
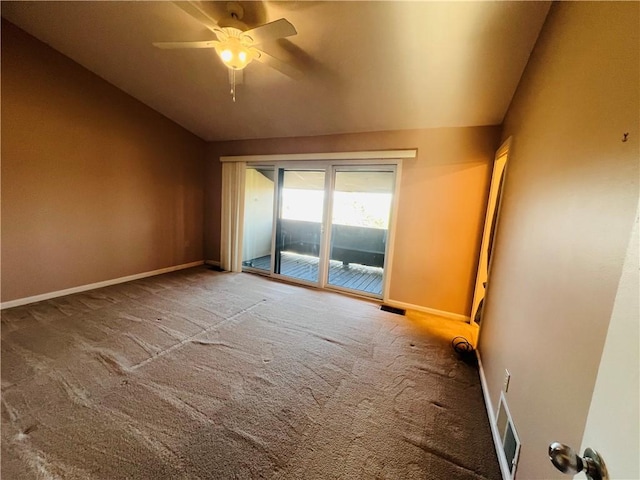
[217, 2, 247, 30]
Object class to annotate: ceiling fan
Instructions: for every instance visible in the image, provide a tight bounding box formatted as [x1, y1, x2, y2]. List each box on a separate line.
[154, 1, 300, 101]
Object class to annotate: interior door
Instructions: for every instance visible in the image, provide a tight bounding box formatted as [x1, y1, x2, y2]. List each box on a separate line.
[470, 141, 509, 323]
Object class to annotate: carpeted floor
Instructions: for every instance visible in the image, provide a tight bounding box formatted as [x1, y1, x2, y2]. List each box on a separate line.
[1, 267, 501, 479]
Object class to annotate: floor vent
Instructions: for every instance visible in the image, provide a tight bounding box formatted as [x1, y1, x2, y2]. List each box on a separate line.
[496, 392, 521, 479]
[380, 305, 406, 315]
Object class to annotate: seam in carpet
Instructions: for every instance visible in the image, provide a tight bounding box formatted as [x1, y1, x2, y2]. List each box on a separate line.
[129, 299, 266, 372]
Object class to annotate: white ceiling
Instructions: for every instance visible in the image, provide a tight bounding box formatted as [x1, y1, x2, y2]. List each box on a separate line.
[1, 1, 551, 142]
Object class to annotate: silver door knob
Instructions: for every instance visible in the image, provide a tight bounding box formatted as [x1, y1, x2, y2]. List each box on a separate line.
[548, 442, 609, 480]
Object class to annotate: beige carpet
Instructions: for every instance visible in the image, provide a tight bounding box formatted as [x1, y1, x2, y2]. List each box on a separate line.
[1, 267, 501, 479]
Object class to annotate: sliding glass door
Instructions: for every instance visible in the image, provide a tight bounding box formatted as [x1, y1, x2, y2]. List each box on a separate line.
[242, 163, 396, 298]
[242, 167, 275, 272]
[274, 169, 326, 284]
[327, 169, 394, 296]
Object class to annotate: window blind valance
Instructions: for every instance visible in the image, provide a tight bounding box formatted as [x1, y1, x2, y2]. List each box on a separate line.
[219, 150, 417, 163]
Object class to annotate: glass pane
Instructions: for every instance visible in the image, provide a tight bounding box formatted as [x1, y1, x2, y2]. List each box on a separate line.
[328, 170, 394, 296]
[275, 170, 325, 283]
[242, 167, 274, 272]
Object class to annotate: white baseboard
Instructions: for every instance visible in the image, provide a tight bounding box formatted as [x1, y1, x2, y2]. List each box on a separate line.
[382, 298, 470, 322]
[476, 349, 512, 480]
[0, 261, 205, 310]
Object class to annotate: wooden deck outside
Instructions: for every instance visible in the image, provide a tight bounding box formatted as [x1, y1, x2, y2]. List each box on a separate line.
[243, 252, 383, 296]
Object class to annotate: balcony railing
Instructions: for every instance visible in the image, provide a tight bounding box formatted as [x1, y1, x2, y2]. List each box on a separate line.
[278, 219, 386, 268]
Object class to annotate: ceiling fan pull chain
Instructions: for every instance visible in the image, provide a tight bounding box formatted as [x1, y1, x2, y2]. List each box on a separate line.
[231, 69, 236, 102]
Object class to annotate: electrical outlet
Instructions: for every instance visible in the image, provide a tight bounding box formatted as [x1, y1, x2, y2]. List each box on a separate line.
[503, 369, 511, 393]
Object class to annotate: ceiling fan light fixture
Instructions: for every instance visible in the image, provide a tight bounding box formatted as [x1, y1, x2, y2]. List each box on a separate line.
[214, 32, 254, 70]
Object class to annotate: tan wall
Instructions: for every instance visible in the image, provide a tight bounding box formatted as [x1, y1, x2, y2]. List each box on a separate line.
[478, 2, 639, 479]
[1, 21, 206, 303]
[205, 126, 501, 316]
[580, 201, 639, 479]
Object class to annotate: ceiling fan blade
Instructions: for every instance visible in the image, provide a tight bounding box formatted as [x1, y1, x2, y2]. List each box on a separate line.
[153, 40, 219, 49]
[254, 50, 303, 80]
[241, 18, 297, 45]
[172, 1, 225, 39]
[229, 68, 244, 86]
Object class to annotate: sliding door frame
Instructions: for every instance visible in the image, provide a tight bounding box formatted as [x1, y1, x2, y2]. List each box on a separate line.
[273, 164, 328, 288]
[323, 164, 399, 298]
[223, 150, 415, 301]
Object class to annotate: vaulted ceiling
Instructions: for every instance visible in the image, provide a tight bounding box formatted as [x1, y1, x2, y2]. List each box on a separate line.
[1, 1, 551, 141]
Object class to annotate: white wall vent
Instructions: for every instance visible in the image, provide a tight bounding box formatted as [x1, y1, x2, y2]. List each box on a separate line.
[496, 392, 521, 478]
